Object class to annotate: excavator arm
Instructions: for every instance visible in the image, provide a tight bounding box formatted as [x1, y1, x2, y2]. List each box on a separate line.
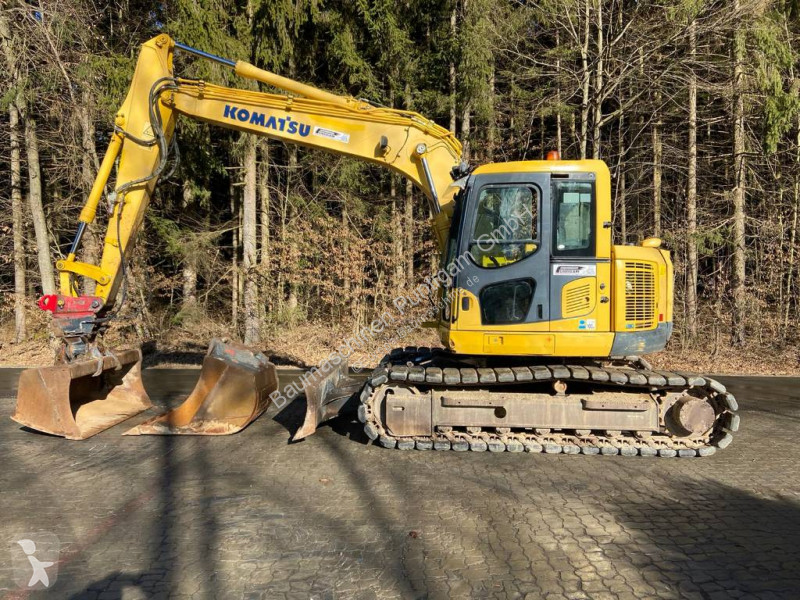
[13, 34, 463, 440]
[59, 35, 462, 319]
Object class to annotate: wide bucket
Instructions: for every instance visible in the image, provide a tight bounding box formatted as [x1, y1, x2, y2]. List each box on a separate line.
[125, 339, 277, 435]
[293, 362, 363, 441]
[12, 348, 151, 440]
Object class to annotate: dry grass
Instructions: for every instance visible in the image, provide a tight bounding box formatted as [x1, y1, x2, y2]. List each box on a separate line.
[1, 315, 797, 375]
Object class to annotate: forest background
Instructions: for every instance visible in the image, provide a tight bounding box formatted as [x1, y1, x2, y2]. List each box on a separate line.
[2, 0, 799, 374]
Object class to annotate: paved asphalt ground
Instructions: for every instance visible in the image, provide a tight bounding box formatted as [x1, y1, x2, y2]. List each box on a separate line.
[0, 369, 798, 600]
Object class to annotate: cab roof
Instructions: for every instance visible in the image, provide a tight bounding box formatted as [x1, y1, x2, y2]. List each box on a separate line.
[471, 159, 610, 177]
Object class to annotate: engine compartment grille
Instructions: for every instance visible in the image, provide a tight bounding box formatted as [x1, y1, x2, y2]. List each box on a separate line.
[624, 261, 656, 329]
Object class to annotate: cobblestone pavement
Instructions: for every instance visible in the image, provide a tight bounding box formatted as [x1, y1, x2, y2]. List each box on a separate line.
[0, 372, 798, 599]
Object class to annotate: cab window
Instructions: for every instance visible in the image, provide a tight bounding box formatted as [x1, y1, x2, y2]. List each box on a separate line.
[553, 181, 594, 256]
[469, 185, 539, 269]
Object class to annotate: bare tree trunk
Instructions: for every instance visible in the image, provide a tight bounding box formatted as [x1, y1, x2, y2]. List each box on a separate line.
[687, 18, 699, 339]
[181, 181, 197, 308]
[786, 114, 800, 329]
[449, 5, 457, 135]
[592, 0, 603, 159]
[1, 12, 25, 339]
[405, 180, 414, 287]
[342, 199, 352, 320]
[286, 145, 298, 321]
[652, 92, 662, 238]
[23, 106, 55, 295]
[259, 139, 271, 314]
[231, 179, 239, 330]
[617, 112, 627, 244]
[242, 135, 259, 344]
[10, 101, 26, 341]
[79, 90, 100, 295]
[391, 175, 404, 290]
[556, 30, 562, 156]
[580, 0, 591, 159]
[787, 174, 798, 328]
[487, 64, 496, 162]
[461, 103, 472, 163]
[732, 0, 747, 345]
[182, 263, 197, 306]
[405, 84, 415, 287]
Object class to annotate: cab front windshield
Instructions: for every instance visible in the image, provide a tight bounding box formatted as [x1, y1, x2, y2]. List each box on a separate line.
[470, 185, 539, 269]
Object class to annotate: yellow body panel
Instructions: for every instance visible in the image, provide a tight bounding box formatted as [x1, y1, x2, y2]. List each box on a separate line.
[610, 244, 671, 332]
[443, 330, 615, 357]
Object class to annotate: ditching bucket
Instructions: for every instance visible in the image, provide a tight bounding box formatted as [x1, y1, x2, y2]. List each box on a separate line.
[293, 362, 363, 441]
[125, 339, 276, 435]
[12, 348, 151, 440]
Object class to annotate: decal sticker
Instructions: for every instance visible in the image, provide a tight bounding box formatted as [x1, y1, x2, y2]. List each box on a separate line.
[578, 319, 596, 331]
[223, 105, 311, 137]
[312, 126, 350, 143]
[552, 264, 597, 276]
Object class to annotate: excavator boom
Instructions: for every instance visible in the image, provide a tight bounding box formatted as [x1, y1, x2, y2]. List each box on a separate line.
[13, 34, 463, 439]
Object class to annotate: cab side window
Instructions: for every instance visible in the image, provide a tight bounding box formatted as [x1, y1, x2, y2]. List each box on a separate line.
[553, 181, 594, 256]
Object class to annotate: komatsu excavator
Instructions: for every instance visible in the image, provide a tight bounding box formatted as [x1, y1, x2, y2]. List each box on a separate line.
[12, 35, 738, 456]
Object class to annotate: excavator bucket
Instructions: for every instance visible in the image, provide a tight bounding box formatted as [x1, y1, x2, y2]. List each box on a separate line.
[12, 349, 151, 440]
[293, 362, 363, 441]
[125, 339, 276, 435]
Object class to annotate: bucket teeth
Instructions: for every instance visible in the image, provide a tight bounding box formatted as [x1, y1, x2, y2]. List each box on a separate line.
[125, 339, 277, 436]
[12, 348, 151, 440]
[292, 362, 363, 441]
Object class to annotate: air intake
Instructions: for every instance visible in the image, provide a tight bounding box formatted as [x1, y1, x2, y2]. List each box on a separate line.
[624, 261, 656, 329]
[563, 281, 593, 317]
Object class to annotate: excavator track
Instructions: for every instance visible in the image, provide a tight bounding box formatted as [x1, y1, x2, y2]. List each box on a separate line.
[357, 348, 738, 457]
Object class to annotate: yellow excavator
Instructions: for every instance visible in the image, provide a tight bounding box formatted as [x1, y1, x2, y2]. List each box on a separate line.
[12, 35, 738, 456]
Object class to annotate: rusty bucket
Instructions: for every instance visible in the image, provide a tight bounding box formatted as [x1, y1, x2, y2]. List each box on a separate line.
[12, 348, 151, 440]
[125, 339, 277, 435]
[293, 361, 363, 441]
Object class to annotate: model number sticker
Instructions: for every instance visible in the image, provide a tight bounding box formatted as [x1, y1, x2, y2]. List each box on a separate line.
[312, 126, 350, 143]
[552, 264, 596, 276]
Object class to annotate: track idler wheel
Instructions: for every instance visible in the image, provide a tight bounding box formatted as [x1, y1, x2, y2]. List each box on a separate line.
[667, 396, 716, 437]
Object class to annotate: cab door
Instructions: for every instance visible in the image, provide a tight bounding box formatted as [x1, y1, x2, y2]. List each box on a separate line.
[548, 172, 611, 334]
[451, 172, 552, 332]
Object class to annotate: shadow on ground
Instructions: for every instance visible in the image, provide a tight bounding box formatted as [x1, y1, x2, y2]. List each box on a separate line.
[8, 375, 799, 598]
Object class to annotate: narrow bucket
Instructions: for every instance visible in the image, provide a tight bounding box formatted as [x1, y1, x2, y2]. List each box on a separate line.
[293, 362, 363, 441]
[125, 339, 276, 435]
[12, 348, 151, 440]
